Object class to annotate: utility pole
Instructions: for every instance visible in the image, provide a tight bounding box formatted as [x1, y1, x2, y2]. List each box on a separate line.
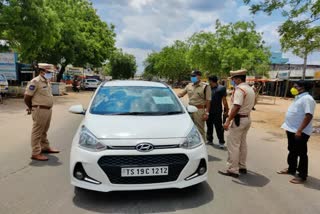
[284, 63, 291, 98]
[302, 50, 307, 80]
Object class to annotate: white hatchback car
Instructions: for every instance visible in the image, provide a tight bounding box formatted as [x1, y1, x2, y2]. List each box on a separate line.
[81, 78, 101, 90]
[69, 80, 208, 192]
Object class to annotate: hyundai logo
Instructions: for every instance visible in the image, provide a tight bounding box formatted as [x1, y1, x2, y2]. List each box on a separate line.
[136, 143, 154, 152]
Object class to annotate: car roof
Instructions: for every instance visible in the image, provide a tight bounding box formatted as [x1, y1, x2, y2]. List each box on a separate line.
[102, 80, 167, 88]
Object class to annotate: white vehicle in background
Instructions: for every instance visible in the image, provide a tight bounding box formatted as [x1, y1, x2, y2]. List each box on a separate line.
[81, 78, 101, 90]
[0, 74, 9, 94]
[69, 80, 208, 192]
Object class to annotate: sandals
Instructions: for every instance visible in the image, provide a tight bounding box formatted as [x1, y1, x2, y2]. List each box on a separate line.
[290, 177, 306, 184]
[277, 168, 290, 174]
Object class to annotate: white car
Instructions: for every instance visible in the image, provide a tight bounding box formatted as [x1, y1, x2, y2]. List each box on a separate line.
[69, 80, 208, 192]
[81, 79, 101, 90]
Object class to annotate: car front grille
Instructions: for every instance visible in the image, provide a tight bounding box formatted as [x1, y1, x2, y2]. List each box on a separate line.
[98, 154, 189, 184]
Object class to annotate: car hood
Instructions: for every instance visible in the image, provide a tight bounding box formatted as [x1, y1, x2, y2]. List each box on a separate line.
[82, 113, 193, 139]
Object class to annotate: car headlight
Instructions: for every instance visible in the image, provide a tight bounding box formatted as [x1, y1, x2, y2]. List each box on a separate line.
[180, 126, 202, 149]
[79, 126, 106, 151]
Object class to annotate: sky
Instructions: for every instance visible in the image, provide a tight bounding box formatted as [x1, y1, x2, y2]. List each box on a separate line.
[91, 0, 320, 73]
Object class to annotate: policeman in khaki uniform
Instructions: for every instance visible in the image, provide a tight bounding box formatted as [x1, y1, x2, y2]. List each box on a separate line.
[24, 68, 60, 161]
[178, 70, 211, 140]
[219, 69, 255, 178]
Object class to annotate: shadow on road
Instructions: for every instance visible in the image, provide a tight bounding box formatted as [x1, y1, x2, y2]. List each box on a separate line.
[304, 176, 320, 191]
[29, 155, 62, 167]
[232, 170, 270, 187]
[73, 182, 214, 213]
[208, 154, 222, 162]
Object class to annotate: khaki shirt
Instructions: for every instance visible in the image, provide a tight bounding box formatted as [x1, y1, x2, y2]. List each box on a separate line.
[179, 82, 211, 106]
[231, 83, 255, 115]
[25, 76, 54, 107]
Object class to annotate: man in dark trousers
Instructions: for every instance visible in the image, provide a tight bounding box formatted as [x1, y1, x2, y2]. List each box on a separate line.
[278, 80, 316, 184]
[206, 75, 229, 148]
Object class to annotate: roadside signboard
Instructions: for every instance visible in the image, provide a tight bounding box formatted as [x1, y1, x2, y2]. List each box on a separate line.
[0, 53, 17, 80]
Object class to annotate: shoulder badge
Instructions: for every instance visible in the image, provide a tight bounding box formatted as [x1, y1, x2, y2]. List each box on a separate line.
[29, 85, 35, 91]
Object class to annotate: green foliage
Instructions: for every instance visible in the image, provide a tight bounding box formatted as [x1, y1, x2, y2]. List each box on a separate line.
[0, 0, 116, 81]
[144, 20, 271, 80]
[144, 40, 191, 82]
[0, 0, 61, 60]
[109, 49, 137, 79]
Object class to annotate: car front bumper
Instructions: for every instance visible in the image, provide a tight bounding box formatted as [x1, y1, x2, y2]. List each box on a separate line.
[70, 144, 208, 192]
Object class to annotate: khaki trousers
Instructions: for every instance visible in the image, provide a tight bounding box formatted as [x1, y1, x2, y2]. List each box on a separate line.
[31, 108, 52, 155]
[191, 109, 206, 140]
[226, 117, 251, 174]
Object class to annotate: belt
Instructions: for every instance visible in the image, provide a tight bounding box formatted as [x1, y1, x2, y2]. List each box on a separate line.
[239, 115, 249, 118]
[195, 105, 206, 109]
[32, 105, 52, 110]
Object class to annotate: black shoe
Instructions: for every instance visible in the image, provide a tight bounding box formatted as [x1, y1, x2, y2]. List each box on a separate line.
[239, 168, 247, 174]
[206, 141, 214, 145]
[218, 170, 239, 178]
[252, 107, 256, 111]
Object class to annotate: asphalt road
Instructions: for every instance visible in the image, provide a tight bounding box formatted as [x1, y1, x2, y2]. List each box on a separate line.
[0, 92, 320, 214]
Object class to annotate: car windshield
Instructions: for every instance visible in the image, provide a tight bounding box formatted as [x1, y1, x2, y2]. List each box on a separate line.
[90, 86, 184, 115]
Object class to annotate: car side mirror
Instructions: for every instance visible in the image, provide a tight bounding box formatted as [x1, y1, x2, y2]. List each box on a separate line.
[186, 105, 198, 113]
[69, 105, 86, 115]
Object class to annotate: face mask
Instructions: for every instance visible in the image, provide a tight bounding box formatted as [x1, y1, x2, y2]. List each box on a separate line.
[231, 80, 236, 87]
[290, 87, 299, 96]
[44, 72, 53, 80]
[191, 76, 198, 83]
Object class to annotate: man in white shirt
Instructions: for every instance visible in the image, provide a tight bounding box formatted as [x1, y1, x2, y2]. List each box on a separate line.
[278, 80, 316, 184]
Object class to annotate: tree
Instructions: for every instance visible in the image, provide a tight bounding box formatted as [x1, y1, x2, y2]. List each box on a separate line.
[187, 20, 270, 77]
[244, 0, 320, 79]
[143, 40, 191, 82]
[0, 0, 116, 81]
[0, 0, 61, 60]
[109, 50, 137, 79]
[215, 20, 271, 76]
[187, 32, 221, 74]
[40, 0, 116, 81]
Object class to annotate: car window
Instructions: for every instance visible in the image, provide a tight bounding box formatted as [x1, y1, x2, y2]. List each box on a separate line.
[90, 86, 184, 115]
[86, 79, 97, 82]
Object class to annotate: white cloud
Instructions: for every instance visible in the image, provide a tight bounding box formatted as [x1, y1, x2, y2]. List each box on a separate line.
[257, 22, 281, 49]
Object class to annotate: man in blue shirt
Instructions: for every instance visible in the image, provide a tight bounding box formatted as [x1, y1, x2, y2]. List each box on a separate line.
[278, 80, 316, 184]
[206, 76, 229, 148]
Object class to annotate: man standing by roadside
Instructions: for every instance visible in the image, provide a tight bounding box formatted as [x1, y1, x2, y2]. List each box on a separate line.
[178, 70, 211, 141]
[24, 68, 60, 161]
[277, 80, 316, 184]
[219, 69, 255, 178]
[206, 75, 229, 148]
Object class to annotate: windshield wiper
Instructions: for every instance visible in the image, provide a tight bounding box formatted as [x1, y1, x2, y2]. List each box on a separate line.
[105, 111, 184, 115]
[110, 112, 153, 115]
[157, 111, 184, 115]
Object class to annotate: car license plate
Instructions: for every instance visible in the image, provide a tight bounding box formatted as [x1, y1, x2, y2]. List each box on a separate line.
[121, 166, 168, 177]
